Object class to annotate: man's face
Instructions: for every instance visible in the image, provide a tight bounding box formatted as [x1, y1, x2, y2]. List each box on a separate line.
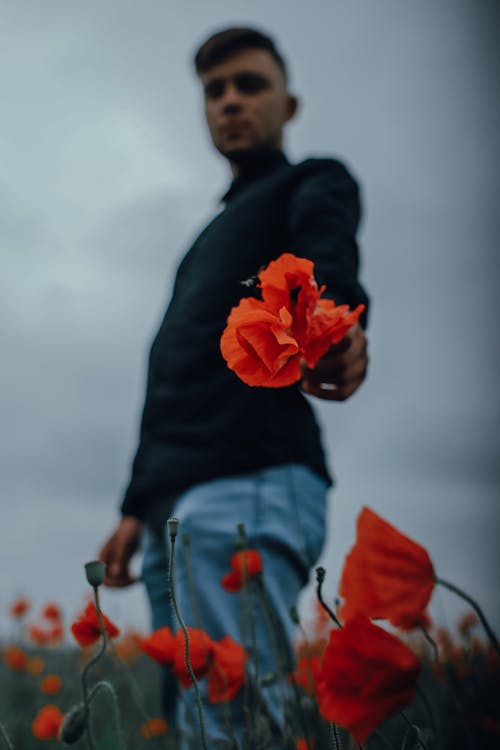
[200, 48, 297, 160]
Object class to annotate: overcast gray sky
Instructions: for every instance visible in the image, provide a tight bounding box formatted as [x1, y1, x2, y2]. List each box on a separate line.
[1, 1, 499, 640]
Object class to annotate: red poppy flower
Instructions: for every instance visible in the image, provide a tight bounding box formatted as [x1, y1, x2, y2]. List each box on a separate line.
[140, 717, 168, 738]
[302, 298, 366, 367]
[9, 596, 30, 619]
[3, 645, 27, 671]
[221, 549, 263, 592]
[289, 655, 322, 696]
[26, 656, 45, 675]
[42, 602, 62, 621]
[296, 739, 315, 750]
[339, 507, 435, 629]
[259, 253, 322, 341]
[172, 628, 215, 687]
[70, 601, 120, 647]
[315, 615, 420, 742]
[32, 704, 64, 740]
[26, 623, 51, 646]
[220, 253, 364, 387]
[207, 635, 248, 703]
[139, 626, 175, 665]
[220, 298, 301, 387]
[40, 674, 62, 695]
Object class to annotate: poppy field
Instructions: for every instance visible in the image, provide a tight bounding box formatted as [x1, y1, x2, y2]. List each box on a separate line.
[1, 507, 499, 749]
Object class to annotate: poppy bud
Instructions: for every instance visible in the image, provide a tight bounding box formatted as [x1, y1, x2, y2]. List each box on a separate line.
[59, 703, 86, 745]
[84, 561, 105, 588]
[167, 517, 179, 539]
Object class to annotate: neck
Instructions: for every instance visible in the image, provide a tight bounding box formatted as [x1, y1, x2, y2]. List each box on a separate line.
[228, 147, 284, 180]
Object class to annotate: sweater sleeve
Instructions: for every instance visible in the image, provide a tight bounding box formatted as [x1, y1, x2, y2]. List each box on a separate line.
[287, 159, 370, 328]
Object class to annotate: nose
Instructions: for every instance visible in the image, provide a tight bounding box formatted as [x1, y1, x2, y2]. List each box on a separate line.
[220, 82, 244, 113]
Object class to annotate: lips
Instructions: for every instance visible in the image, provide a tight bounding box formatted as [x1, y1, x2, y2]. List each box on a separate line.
[220, 121, 248, 137]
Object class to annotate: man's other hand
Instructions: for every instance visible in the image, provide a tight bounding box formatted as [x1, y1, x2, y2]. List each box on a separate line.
[301, 323, 368, 401]
[98, 516, 142, 587]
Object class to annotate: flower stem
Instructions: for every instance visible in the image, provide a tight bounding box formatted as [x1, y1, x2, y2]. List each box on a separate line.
[329, 722, 341, 750]
[417, 624, 439, 663]
[80, 588, 108, 750]
[87, 681, 126, 750]
[0, 723, 14, 750]
[315, 567, 342, 628]
[436, 577, 500, 655]
[167, 520, 208, 750]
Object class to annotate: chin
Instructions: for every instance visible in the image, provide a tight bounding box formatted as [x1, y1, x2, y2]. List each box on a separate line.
[220, 145, 277, 163]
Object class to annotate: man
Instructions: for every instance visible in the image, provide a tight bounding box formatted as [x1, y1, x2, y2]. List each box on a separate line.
[99, 27, 369, 747]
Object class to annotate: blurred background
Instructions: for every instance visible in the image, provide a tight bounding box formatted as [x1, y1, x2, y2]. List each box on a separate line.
[1, 0, 499, 639]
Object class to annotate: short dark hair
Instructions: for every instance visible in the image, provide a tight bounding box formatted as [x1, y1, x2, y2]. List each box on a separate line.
[194, 27, 288, 82]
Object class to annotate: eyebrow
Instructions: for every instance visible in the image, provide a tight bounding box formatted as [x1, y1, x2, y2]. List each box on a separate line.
[203, 71, 271, 97]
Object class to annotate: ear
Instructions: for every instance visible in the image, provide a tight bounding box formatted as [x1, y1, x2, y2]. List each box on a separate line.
[284, 94, 299, 123]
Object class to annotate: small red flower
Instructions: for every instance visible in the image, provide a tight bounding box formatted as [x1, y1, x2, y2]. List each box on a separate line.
[41, 602, 62, 621]
[315, 615, 420, 742]
[339, 507, 435, 629]
[296, 739, 315, 750]
[172, 628, 215, 687]
[3, 645, 27, 671]
[221, 549, 263, 592]
[140, 717, 168, 738]
[70, 601, 120, 647]
[139, 627, 175, 665]
[207, 635, 248, 703]
[9, 597, 30, 619]
[32, 704, 64, 740]
[26, 621, 64, 646]
[39, 674, 62, 695]
[26, 656, 45, 675]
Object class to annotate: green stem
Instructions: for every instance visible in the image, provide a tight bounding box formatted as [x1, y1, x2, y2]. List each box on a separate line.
[415, 683, 436, 738]
[0, 723, 14, 750]
[417, 624, 439, 663]
[168, 524, 209, 750]
[329, 722, 340, 750]
[436, 577, 500, 655]
[87, 681, 126, 750]
[315, 568, 342, 628]
[80, 588, 108, 750]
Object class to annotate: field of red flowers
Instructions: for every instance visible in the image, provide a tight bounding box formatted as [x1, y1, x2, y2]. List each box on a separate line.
[1, 507, 499, 749]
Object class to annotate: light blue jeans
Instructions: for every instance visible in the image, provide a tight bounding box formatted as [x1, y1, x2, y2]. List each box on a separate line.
[141, 463, 328, 749]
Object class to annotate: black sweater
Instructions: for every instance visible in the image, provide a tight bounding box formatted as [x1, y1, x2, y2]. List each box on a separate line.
[120, 151, 369, 521]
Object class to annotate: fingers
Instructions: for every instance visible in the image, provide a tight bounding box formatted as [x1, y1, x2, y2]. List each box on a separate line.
[301, 324, 369, 402]
[98, 517, 141, 588]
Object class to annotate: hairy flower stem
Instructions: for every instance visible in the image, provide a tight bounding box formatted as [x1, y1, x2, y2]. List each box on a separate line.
[87, 681, 126, 750]
[399, 712, 428, 750]
[80, 587, 108, 750]
[418, 624, 439, 663]
[315, 567, 342, 628]
[415, 684, 436, 738]
[436, 577, 500, 655]
[328, 722, 343, 750]
[0, 723, 14, 750]
[167, 522, 208, 750]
